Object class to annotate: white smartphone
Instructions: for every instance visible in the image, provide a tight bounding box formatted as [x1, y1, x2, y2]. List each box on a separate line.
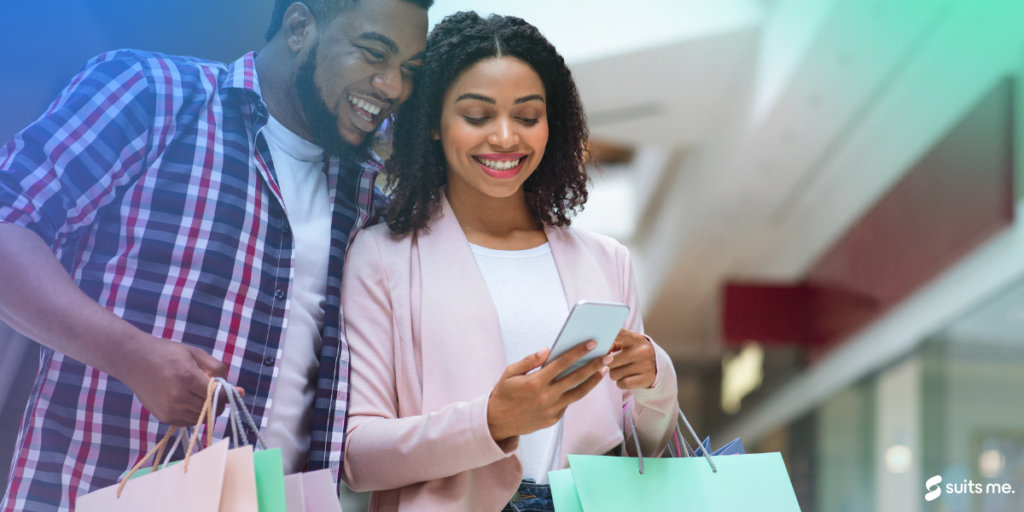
[544, 300, 631, 379]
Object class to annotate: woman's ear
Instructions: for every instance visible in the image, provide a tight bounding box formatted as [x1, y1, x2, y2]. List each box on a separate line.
[432, 129, 440, 140]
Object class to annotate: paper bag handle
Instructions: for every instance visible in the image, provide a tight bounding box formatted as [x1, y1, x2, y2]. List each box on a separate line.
[116, 426, 178, 497]
[620, 403, 717, 475]
[117, 378, 219, 498]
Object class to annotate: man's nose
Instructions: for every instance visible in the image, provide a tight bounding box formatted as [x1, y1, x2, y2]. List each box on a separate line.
[488, 117, 518, 148]
[372, 66, 403, 100]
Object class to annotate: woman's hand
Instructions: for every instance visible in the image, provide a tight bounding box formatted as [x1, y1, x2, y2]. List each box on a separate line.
[608, 330, 658, 390]
[487, 341, 611, 445]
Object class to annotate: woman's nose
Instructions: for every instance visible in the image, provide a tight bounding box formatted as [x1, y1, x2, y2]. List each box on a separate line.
[488, 117, 518, 148]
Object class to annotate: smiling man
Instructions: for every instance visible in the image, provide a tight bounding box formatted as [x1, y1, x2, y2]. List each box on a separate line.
[0, 1, 428, 510]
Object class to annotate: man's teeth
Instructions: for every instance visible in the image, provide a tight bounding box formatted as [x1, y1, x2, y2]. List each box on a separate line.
[478, 157, 523, 171]
[348, 96, 381, 117]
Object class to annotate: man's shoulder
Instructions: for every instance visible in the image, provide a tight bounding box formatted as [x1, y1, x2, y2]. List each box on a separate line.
[81, 49, 233, 88]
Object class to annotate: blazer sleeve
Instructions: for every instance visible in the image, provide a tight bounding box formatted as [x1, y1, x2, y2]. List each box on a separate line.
[341, 230, 514, 492]
[616, 243, 679, 458]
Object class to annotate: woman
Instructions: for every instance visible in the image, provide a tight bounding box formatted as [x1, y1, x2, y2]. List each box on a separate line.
[340, 12, 678, 512]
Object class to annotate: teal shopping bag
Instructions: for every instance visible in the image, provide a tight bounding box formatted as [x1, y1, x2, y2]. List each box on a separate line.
[566, 453, 801, 511]
[551, 404, 802, 511]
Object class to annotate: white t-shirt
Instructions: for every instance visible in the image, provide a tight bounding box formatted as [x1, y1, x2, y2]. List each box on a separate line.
[260, 114, 332, 474]
[470, 242, 569, 484]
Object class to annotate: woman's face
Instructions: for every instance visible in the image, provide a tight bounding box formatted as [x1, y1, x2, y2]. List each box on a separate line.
[437, 57, 548, 199]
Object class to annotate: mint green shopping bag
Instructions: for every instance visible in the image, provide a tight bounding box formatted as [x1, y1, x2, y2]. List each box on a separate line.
[551, 404, 802, 511]
[253, 448, 286, 512]
[566, 453, 800, 511]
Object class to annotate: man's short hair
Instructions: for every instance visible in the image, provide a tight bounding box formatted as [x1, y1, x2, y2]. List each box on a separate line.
[265, 0, 434, 42]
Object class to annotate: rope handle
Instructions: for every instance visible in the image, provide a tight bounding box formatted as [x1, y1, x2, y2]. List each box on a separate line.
[212, 377, 267, 450]
[620, 403, 717, 474]
[619, 402, 645, 474]
[117, 426, 178, 498]
[116, 378, 258, 498]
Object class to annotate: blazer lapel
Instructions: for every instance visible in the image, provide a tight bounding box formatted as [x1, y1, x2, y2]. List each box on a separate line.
[545, 225, 625, 462]
[417, 191, 507, 412]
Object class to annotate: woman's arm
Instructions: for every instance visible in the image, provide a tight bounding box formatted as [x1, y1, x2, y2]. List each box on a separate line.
[340, 231, 514, 492]
[614, 244, 679, 457]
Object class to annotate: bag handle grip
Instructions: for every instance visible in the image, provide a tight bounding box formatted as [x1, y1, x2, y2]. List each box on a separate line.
[620, 403, 717, 474]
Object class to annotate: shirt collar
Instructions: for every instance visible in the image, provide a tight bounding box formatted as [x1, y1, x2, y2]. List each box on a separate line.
[223, 52, 263, 98]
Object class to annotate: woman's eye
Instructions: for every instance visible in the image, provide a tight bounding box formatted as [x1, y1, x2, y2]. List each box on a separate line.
[519, 118, 540, 125]
[464, 116, 488, 125]
[402, 65, 419, 77]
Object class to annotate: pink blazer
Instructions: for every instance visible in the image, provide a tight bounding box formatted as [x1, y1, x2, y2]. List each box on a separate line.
[340, 191, 678, 512]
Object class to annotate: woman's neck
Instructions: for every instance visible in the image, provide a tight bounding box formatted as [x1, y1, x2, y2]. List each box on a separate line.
[446, 175, 548, 250]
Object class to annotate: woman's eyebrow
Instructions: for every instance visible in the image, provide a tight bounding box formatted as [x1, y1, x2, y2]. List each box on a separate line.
[456, 93, 495, 104]
[514, 94, 545, 104]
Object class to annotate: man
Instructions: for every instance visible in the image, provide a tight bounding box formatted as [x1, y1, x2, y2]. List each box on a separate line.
[0, 0, 428, 509]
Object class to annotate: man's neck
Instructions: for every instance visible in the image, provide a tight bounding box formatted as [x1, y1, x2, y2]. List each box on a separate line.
[254, 46, 313, 142]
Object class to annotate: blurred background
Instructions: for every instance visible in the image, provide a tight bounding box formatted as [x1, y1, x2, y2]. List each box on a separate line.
[2, 0, 1024, 511]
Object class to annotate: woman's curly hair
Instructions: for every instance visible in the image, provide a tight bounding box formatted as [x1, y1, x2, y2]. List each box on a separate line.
[382, 11, 590, 235]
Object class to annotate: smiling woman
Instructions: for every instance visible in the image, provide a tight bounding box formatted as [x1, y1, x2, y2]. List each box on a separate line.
[339, 11, 680, 512]
[381, 12, 590, 235]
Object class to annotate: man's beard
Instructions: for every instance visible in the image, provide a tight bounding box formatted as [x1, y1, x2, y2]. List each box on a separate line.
[295, 41, 377, 167]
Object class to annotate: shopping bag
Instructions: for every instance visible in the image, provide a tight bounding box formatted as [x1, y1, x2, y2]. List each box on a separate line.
[550, 404, 802, 512]
[300, 469, 344, 512]
[123, 377, 285, 512]
[284, 469, 344, 512]
[212, 376, 287, 512]
[284, 474, 306, 512]
[77, 379, 235, 512]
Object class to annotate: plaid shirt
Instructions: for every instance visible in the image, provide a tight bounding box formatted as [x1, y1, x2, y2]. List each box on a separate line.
[0, 50, 380, 511]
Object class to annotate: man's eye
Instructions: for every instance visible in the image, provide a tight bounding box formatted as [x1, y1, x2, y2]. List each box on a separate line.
[464, 116, 488, 125]
[362, 48, 385, 61]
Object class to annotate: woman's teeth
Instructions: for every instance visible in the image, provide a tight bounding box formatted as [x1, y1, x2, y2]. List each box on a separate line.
[348, 96, 381, 120]
[478, 157, 523, 171]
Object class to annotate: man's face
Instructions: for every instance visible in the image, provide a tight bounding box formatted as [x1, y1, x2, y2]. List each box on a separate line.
[297, 0, 428, 157]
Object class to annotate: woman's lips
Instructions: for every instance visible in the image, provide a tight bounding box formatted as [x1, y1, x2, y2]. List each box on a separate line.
[473, 154, 527, 179]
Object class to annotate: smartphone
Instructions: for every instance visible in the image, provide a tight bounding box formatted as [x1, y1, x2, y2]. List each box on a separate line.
[544, 300, 631, 380]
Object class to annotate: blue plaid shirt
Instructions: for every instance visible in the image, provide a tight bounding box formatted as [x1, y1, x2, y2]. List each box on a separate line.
[0, 50, 380, 511]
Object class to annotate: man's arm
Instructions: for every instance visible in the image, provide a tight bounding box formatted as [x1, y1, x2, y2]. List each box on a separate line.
[0, 223, 226, 425]
[0, 52, 227, 426]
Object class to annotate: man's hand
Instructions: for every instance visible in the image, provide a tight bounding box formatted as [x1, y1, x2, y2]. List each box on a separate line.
[487, 341, 610, 445]
[607, 329, 658, 390]
[119, 336, 229, 426]
[0, 224, 229, 427]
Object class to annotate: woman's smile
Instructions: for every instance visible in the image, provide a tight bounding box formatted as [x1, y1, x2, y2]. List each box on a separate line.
[472, 152, 528, 179]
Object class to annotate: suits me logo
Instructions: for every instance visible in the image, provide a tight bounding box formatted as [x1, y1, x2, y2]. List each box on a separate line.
[925, 475, 943, 501]
[925, 474, 1016, 502]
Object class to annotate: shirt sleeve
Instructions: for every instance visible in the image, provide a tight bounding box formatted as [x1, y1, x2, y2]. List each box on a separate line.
[0, 50, 154, 249]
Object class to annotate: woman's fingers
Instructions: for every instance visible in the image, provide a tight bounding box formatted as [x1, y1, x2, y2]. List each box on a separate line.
[561, 366, 608, 405]
[608, 361, 642, 382]
[554, 353, 611, 391]
[504, 348, 550, 378]
[615, 374, 651, 390]
[537, 340, 597, 380]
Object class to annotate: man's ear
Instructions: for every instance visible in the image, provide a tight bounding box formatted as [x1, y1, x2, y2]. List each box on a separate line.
[282, 3, 316, 54]
[432, 129, 440, 140]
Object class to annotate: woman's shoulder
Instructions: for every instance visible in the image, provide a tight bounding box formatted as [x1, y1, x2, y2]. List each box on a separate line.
[551, 224, 630, 264]
[347, 222, 414, 268]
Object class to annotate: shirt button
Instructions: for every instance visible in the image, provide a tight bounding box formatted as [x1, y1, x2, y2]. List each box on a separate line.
[263, 356, 276, 366]
[274, 289, 285, 300]
[282, 224, 291, 235]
